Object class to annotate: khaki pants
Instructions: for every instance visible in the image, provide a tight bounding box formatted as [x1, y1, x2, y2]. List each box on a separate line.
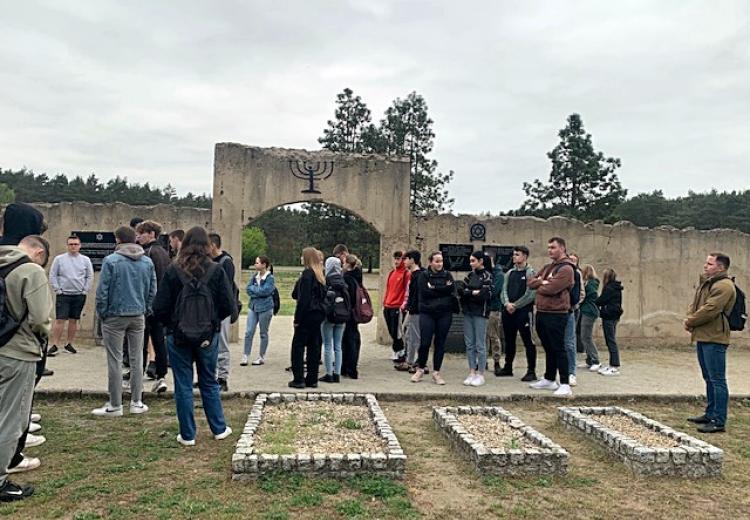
[486, 310, 505, 362]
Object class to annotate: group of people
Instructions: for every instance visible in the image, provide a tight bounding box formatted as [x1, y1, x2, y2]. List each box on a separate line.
[381, 239, 625, 395]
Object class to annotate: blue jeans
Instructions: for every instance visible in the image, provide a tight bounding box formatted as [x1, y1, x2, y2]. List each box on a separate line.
[243, 309, 273, 357]
[321, 321, 345, 375]
[464, 314, 488, 373]
[696, 342, 729, 426]
[167, 334, 227, 441]
[564, 311, 578, 375]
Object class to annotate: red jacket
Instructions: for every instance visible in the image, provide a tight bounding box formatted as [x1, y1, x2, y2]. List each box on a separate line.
[383, 260, 409, 309]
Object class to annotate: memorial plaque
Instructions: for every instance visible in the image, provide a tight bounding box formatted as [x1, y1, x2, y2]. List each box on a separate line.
[72, 231, 116, 271]
[483, 245, 515, 272]
[439, 243, 473, 272]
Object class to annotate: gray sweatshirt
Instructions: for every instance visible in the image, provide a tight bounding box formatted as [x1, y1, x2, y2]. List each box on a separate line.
[49, 252, 94, 295]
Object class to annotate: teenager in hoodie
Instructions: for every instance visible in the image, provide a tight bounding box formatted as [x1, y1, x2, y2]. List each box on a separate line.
[383, 251, 408, 363]
[578, 264, 601, 375]
[596, 268, 624, 376]
[459, 251, 493, 387]
[93, 226, 156, 418]
[341, 254, 363, 379]
[320, 257, 350, 383]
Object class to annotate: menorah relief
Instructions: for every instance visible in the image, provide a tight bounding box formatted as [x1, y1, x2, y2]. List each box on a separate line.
[288, 160, 335, 194]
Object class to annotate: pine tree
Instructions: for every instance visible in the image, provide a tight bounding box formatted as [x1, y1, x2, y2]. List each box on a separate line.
[318, 88, 377, 153]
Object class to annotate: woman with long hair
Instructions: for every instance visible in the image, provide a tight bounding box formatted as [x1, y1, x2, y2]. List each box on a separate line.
[596, 268, 624, 376]
[289, 247, 327, 388]
[341, 254, 363, 379]
[459, 251, 493, 387]
[579, 264, 601, 378]
[153, 226, 236, 446]
[242, 255, 275, 366]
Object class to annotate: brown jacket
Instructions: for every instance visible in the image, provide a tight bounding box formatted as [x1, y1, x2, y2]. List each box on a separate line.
[527, 259, 574, 313]
[686, 273, 736, 345]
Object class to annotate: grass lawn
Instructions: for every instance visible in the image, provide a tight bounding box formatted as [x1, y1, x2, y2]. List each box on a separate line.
[4, 397, 749, 519]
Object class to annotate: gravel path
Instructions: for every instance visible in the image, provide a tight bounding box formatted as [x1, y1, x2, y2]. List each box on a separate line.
[591, 414, 685, 449]
[457, 414, 538, 450]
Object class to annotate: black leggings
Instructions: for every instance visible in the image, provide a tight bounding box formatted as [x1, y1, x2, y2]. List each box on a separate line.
[502, 309, 536, 372]
[144, 314, 168, 378]
[341, 321, 361, 376]
[383, 307, 404, 353]
[417, 311, 452, 371]
[291, 319, 323, 386]
[535, 312, 569, 385]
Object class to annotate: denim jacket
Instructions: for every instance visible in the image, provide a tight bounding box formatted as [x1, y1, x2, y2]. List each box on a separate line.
[247, 272, 275, 313]
[96, 244, 157, 320]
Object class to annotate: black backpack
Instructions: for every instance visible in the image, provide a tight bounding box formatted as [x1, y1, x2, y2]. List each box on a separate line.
[172, 264, 218, 348]
[325, 283, 351, 324]
[218, 255, 242, 317]
[726, 278, 747, 331]
[272, 287, 281, 315]
[551, 262, 581, 308]
[0, 258, 31, 348]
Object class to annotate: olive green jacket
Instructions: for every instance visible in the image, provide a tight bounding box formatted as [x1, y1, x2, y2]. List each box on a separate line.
[686, 273, 736, 345]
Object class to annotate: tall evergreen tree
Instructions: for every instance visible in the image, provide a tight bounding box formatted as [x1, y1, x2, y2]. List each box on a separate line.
[318, 88, 378, 153]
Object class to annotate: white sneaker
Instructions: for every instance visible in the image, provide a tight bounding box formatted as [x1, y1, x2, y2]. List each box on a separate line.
[600, 366, 620, 376]
[530, 378, 559, 390]
[92, 403, 123, 417]
[390, 349, 405, 361]
[553, 384, 573, 397]
[569, 375, 577, 387]
[28, 422, 41, 434]
[214, 426, 233, 440]
[30, 413, 41, 423]
[24, 434, 46, 448]
[7, 455, 40, 474]
[177, 434, 195, 446]
[463, 374, 476, 386]
[152, 379, 167, 393]
[130, 401, 149, 414]
[251, 357, 265, 366]
[597, 365, 609, 374]
[470, 374, 486, 387]
[240, 355, 249, 366]
[589, 364, 602, 372]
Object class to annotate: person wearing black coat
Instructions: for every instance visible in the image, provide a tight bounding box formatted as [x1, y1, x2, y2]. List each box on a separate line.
[342, 255, 363, 379]
[595, 269, 624, 375]
[458, 252, 493, 387]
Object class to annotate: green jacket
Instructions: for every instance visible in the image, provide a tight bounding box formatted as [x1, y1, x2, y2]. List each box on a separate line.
[0, 246, 51, 362]
[686, 273, 736, 345]
[489, 265, 504, 312]
[580, 278, 601, 318]
[500, 265, 536, 309]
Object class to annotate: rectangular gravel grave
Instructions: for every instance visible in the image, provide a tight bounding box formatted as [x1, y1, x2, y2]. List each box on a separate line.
[433, 406, 568, 476]
[232, 393, 406, 480]
[558, 406, 723, 477]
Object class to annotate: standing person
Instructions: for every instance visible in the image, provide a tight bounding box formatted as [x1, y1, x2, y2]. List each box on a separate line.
[527, 237, 575, 397]
[578, 264, 601, 378]
[564, 252, 583, 385]
[121, 217, 143, 382]
[596, 268, 624, 376]
[411, 252, 454, 385]
[319, 257, 350, 383]
[153, 226, 236, 445]
[459, 252, 493, 387]
[684, 253, 736, 434]
[341, 254, 363, 379]
[487, 255, 505, 376]
[47, 235, 93, 356]
[396, 250, 423, 373]
[289, 248, 327, 389]
[383, 251, 409, 364]
[499, 246, 537, 381]
[168, 229, 184, 259]
[332, 244, 349, 265]
[242, 256, 275, 366]
[93, 226, 156, 417]
[135, 221, 171, 393]
[208, 233, 239, 392]
[0, 235, 51, 502]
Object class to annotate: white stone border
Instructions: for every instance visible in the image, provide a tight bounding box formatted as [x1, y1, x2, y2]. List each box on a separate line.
[232, 393, 406, 480]
[558, 406, 723, 477]
[433, 405, 568, 476]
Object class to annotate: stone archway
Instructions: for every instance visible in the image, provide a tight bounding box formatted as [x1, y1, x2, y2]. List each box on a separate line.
[211, 143, 411, 342]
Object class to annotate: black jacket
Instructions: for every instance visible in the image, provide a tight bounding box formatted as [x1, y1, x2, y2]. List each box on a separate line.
[459, 268, 493, 318]
[418, 268, 456, 315]
[292, 268, 326, 324]
[153, 260, 236, 332]
[343, 268, 362, 308]
[596, 280, 624, 320]
[406, 268, 423, 314]
[143, 241, 171, 284]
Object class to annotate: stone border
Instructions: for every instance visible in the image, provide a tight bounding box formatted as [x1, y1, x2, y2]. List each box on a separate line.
[433, 406, 568, 475]
[232, 393, 406, 480]
[558, 406, 723, 477]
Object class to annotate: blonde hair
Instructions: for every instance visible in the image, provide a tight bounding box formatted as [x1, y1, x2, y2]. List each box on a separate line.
[581, 264, 598, 282]
[602, 268, 618, 286]
[302, 247, 325, 285]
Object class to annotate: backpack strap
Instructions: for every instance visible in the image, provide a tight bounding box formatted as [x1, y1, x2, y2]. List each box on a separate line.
[0, 257, 32, 279]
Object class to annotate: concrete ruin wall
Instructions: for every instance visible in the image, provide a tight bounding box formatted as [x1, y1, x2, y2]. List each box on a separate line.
[413, 214, 750, 346]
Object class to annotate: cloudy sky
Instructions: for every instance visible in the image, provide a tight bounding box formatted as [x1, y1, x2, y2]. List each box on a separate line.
[2, 0, 748, 213]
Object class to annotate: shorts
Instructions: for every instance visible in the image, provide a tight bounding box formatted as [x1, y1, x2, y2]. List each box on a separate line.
[55, 294, 87, 320]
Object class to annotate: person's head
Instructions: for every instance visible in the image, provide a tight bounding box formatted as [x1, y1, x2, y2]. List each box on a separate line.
[302, 247, 325, 285]
[344, 254, 361, 272]
[483, 253, 493, 271]
[568, 250, 579, 266]
[333, 244, 349, 263]
[512, 246, 530, 267]
[602, 268, 618, 287]
[177, 226, 212, 276]
[129, 217, 144, 229]
[169, 229, 184, 252]
[428, 251, 444, 272]
[0, 202, 46, 246]
[135, 220, 162, 245]
[114, 226, 136, 245]
[581, 264, 597, 282]
[325, 256, 342, 277]
[705, 252, 730, 278]
[207, 232, 222, 257]
[18, 235, 50, 267]
[469, 251, 485, 272]
[392, 250, 403, 269]
[403, 250, 421, 269]
[316, 249, 324, 263]
[254, 255, 270, 273]
[66, 235, 81, 255]
[547, 236, 567, 261]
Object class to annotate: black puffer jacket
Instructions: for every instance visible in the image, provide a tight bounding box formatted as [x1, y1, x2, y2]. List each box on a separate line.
[596, 280, 624, 320]
[417, 268, 456, 314]
[459, 268, 493, 318]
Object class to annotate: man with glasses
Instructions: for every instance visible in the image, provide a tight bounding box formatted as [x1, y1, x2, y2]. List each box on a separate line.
[48, 236, 93, 356]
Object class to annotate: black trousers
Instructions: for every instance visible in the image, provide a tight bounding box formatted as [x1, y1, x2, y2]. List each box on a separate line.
[291, 319, 323, 386]
[502, 309, 536, 372]
[417, 311, 452, 371]
[535, 312, 569, 385]
[341, 320, 361, 377]
[383, 307, 404, 353]
[144, 314, 168, 378]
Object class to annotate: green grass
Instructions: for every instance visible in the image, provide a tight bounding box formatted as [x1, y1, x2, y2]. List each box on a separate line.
[337, 418, 362, 430]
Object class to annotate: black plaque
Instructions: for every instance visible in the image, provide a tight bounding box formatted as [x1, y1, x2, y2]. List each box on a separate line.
[73, 231, 116, 271]
[483, 245, 515, 272]
[439, 243, 473, 272]
[470, 222, 486, 242]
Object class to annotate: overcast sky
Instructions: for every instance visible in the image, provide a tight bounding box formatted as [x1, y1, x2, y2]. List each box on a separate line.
[2, 1, 749, 213]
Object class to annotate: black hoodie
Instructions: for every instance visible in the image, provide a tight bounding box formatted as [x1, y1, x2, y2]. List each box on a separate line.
[596, 280, 624, 320]
[0, 202, 45, 245]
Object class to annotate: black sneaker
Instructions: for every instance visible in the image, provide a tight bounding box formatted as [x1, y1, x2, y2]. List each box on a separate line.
[122, 370, 131, 381]
[63, 344, 77, 354]
[217, 378, 228, 392]
[348, 370, 358, 380]
[332, 374, 340, 383]
[47, 345, 59, 357]
[41, 368, 54, 377]
[319, 374, 334, 383]
[687, 414, 711, 424]
[520, 372, 537, 382]
[497, 366, 513, 377]
[146, 361, 157, 380]
[305, 382, 318, 388]
[697, 421, 725, 434]
[0, 480, 34, 502]
[288, 381, 305, 389]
